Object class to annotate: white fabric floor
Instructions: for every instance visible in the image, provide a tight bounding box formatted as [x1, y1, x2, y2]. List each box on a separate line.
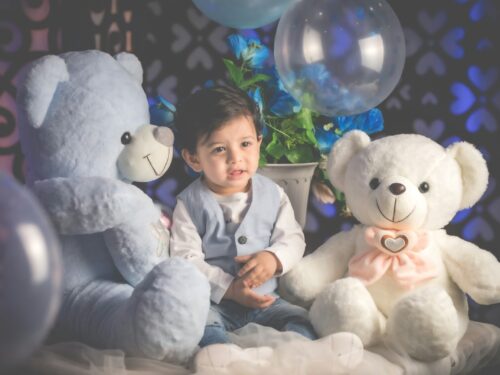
[19, 321, 500, 375]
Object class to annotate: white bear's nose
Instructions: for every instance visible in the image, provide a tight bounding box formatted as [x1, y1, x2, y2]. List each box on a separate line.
[153, 126, 174, 146]
[389, 183, 406, 195]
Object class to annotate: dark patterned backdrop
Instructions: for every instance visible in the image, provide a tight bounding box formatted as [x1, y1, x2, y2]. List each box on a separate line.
[1, 0, 499, 325]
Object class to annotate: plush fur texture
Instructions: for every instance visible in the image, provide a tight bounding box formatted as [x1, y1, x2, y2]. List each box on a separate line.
[16, 50, 210, 363]
[280, 130, 499, 361]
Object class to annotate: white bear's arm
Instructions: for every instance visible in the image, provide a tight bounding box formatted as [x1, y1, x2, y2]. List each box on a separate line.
[34, 177, 158, 235]
[278, 227, 359, 307]
[439, 232, 500, 305]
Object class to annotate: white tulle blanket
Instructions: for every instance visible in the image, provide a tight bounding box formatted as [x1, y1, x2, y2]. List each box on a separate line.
[21, 321, 500, 375]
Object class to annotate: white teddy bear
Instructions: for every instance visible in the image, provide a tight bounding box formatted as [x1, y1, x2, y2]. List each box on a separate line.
[280, 130, 500, 361]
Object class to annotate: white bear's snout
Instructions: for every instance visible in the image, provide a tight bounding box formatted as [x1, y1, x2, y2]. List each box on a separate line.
[117, 124, 173, 182]
[389, 183, 406, 196]
[373, 177, 424, 227]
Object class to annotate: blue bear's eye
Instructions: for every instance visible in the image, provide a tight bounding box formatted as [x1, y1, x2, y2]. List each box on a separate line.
[121, 132, 132, 145]
[369, 178, 380, 190]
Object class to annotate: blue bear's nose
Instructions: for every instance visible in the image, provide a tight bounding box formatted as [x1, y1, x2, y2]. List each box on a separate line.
[154, 126, 174, 147]
[389, 183, 406, 195]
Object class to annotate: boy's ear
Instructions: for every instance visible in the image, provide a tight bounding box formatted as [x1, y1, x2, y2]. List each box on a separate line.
[181, 149, 202, 173]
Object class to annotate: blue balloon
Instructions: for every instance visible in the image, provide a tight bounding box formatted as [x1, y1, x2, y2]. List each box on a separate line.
[0, 173, 62, 371]
[274, 0, 406, 116]
[193, 0, 297, 29]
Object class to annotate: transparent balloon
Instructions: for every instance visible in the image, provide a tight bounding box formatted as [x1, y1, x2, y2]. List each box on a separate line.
[274, 0, 406, 116]
[0, 173, 62, 371]
[193, 0, 297, 29]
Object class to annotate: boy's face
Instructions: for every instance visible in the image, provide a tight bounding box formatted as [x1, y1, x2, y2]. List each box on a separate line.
[182, 115, 262, 195]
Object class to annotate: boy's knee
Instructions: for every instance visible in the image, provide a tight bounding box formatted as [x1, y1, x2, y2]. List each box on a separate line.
[206, 307, 224, 326]
[284, 319, 318, 340]
[200, 323, 229, 347]
[277, 301, 310, 321]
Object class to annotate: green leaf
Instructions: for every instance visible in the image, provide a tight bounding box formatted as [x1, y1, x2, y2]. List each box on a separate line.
[265, 133, 286, 160]
[305, 127, 318, 145]
[296, 108, 313, 129]
[259, 153, 268, 166]
[285, 144, 314, 163]
[223, 59, 244, 86]
[240, 73, 271, 90]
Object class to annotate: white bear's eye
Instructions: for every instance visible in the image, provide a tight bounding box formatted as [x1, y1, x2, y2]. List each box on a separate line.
[369, 178, 380, 190]
[419, 182, 430, 193]
[121, 132, 132, 145]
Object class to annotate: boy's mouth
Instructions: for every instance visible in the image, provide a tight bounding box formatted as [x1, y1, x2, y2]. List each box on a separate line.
[228, 169, 245, 177]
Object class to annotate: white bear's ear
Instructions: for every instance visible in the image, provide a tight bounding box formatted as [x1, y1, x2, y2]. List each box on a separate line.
[114, 52, 143, 84]
[447, 141, 488, 209]
[327, 130, 371, 191]
[17, 55, 69, 129]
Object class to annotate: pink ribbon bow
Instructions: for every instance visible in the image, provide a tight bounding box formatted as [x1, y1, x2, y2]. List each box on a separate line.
[348, 227, 438, 289]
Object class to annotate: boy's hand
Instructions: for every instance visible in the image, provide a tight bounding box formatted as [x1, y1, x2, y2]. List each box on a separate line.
[223, 278, 275, 309]
[235, 251, 282, 289]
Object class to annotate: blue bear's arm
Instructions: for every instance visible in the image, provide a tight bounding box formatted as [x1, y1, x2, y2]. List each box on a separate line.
[104, 210, 170, 286]
[34, 177, 157, 235]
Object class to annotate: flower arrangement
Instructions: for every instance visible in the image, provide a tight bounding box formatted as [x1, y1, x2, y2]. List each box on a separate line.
[222, 33, 385, 204]
[148, 33, 385, 207]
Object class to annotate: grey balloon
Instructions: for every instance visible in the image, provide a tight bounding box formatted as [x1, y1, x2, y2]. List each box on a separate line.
[0, 173, 62, 371]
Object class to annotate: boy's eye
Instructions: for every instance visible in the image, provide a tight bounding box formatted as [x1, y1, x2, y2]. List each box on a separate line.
[242, 141, 251, 147]
[213, 146, 225, 154]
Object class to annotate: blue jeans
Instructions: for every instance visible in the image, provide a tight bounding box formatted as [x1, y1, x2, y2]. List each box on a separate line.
[199, 294, 317, 347]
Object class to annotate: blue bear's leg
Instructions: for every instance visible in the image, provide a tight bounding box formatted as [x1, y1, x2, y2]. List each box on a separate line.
[55, 258, 210, 363]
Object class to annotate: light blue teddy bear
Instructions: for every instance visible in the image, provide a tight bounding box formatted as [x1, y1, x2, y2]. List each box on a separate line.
[16, 50, 210, 364]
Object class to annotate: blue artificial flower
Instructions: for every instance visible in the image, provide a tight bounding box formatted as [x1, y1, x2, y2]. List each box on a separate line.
[248, 87, 268, 137]
[248, 87, 264, 114]
[203, 80, 216, 88]
[261, 66, 301, 117]
[314, 123, 341, 154]
[149, 96, 176, 126]
[228, 34, 247, 60]
[334, 108, 384, 134]
[227, 34, 269, 69]
[269, 90, 302, 117]
[300, 63, 332, 87]
[314, 108, 384, 155]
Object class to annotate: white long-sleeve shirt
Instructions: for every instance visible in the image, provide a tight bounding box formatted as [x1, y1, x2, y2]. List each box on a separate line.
[170, 183, 306, 303]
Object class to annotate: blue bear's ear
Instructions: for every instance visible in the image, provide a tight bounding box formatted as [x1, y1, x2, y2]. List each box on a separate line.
[17, 55, 69, 129]
[114, 52, 143, 85]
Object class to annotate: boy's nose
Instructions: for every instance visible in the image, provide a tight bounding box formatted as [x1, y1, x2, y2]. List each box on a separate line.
[227, 149, 242, 163]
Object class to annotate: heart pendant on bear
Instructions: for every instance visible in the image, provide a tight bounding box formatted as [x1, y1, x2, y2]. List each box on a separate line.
[381, 235, 408, 253]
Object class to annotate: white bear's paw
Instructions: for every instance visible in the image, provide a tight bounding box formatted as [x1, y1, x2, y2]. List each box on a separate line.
[310, 278, 383, 346]
[387, 287, 460, 361]
[194, 344, 273, 374]
[278, 263, 323, 307]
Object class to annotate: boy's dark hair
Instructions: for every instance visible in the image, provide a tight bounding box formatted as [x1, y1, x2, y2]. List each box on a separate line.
[175, 84, 262, 153]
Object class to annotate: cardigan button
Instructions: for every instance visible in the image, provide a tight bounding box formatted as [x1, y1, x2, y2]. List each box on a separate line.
[237, 236, 247, 245]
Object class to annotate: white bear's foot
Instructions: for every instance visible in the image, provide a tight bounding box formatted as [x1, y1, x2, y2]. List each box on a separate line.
[386, 287, 459, 361]
[194, 344, 273, 373]
[310, 278, 384, 346]
[126, 258, 210, 363]
[313, 332, 364, 370]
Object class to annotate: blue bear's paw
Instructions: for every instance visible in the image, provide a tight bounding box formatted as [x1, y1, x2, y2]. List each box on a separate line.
[129, 258, 210, 363]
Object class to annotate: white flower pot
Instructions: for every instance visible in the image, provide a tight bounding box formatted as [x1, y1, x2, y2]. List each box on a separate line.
[257, 162, 318, 228]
